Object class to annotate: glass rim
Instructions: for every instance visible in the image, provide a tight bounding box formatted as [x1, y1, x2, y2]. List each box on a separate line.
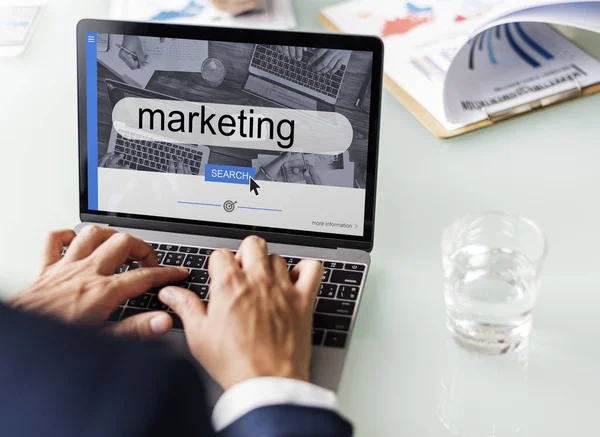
[441, 211, 548, 265]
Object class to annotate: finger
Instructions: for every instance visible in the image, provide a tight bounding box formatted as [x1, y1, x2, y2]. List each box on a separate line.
[291, 260, 323, 301]
[112, 266, 190, 302]
[106, 154, 124, 168]
[159, 287, 206, 330]
[236, 236, 270, 281]
[184, 165, 192, 175]
[40, 229, 77, 269]
[208, 249, 243, 288]
[99, 153, 114, 167]
[119, 51, 139, 70]
[308, 48, 328, 65]
[63, 226, 118, 262]
[296, 47, 304, 61]
[270, 255, 292, 288]
[281, 46, 290, 58]
[314, 52, 336, 73]
[331, 58, 344, 74]
[177, 159, 185, 174]
[92, 232, 159, 275]
[321, 56, 339, 74]
[105, 311, 172, 340]
[289, 46, 296, 59]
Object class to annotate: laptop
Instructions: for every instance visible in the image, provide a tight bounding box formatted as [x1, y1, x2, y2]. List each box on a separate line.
[77, 19, 383, 401]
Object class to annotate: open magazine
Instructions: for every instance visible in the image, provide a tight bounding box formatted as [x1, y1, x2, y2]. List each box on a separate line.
[321, 0, 600, 136]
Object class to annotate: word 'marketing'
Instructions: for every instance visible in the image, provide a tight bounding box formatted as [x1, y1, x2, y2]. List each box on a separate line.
[138, 106, 295, 149]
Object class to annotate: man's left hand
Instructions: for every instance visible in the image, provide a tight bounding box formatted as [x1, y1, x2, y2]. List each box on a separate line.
[9, 227, 189, 340]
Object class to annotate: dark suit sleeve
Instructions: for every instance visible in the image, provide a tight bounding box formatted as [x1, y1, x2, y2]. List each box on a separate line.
[0, 303, 214, 437]
[0, 303, 352, 437]
[220, 405, 353, 437]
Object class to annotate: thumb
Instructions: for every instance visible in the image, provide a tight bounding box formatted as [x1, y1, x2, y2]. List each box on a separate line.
[105, 311, 172, 340]
[159, 286, 207, 330]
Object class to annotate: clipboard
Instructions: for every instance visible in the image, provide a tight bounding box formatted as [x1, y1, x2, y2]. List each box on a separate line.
[319, 12, 600, 139]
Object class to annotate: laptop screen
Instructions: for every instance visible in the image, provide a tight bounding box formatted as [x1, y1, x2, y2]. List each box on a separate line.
[82, 29, 378, 240]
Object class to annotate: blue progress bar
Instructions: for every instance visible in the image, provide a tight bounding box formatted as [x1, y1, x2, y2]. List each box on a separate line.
[238, 206, 282, 212]
[178, 201, 221, 207]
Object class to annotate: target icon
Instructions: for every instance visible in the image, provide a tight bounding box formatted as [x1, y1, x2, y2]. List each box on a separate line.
[223, 200, 237, 213]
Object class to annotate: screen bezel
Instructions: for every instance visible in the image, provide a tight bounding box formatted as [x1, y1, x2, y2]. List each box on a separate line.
[77, 19, 383, 252]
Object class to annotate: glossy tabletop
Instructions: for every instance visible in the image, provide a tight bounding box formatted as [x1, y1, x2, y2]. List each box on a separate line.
[1, 1, 600, 436]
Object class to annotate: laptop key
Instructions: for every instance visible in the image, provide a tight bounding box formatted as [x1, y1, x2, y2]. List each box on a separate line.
[316, 299, 355, 316]
[184, 255, 206, 269]
[109, 307, 124, 322]
[344, 263, 366, 272]
[322, 269, 331, 283]
[188, 269, 209, 284]
[324, 332, 348, 348]
[323, 261, 343, 269]
[127, 293, 152, 309]
[154, 251, 165, 264]
[129, 262, 141, 270]
[199, 248, 215, 256]
[148, 295, 169, 311]
[337, 286, 359, 301]
[330, 269, 363, 286]
[159, 244, 179, 252]
[313, 314, 351, 332]
[189, 284, 209, 299]
[312, 329, 325, 346]
[147, 243, 159, 250]
[163, 253, 185, 266]
[319, 284, 337, 298]
[179, 246, 199, 254]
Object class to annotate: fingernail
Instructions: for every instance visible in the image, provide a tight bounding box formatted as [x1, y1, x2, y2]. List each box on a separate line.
[150, 313, 171, 334]
[160, 287, 175, 301]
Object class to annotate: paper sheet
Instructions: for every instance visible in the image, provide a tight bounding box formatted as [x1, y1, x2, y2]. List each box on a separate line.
[110, 0, 297, 30]
[97, 35, 207, 88]
[444, 22, 600, 124]
[322, 0, 600, 132]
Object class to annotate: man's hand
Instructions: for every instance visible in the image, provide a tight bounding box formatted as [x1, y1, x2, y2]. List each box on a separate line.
[118, 35, 146, 70]
[308, 49, 349, 74]
[212, 0, 257, 15]
[9, 227, 189, 339]
[159, 236, 323, 390]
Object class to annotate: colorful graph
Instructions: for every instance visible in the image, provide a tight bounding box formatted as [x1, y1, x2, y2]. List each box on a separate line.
[381, 1, 434, 37]
[151, 0, 205, 21]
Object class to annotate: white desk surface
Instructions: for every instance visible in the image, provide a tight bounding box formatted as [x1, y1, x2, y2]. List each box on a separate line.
[1, 1, 600, 436]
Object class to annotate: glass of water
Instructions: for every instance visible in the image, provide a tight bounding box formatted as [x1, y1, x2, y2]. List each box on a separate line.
[441, 212, 547, 354]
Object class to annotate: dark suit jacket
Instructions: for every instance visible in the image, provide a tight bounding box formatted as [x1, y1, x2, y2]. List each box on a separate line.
[0, 303, 352, 437]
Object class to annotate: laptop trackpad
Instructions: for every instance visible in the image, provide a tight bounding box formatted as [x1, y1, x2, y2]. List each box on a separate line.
[244, 75, 318, 111]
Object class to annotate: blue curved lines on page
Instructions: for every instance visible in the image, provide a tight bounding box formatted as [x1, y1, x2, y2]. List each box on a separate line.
[514, 22, 554, 60]
[504, 23, 540, 68]
[486, 29, 497, 65]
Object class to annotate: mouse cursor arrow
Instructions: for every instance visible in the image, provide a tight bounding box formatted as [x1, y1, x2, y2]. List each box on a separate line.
[249, 178, 261, 196]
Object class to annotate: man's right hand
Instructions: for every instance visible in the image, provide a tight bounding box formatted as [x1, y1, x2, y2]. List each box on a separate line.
[159, 236, 323, 390]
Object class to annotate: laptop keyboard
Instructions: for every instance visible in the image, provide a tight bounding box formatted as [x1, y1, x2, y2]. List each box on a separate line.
[251, 45, 346, 99]
[113, 133, 204, 175]
[109, 242, 366, 349]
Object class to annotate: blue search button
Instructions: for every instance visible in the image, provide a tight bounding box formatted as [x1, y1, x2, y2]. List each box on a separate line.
[205, 165, 256, 185]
